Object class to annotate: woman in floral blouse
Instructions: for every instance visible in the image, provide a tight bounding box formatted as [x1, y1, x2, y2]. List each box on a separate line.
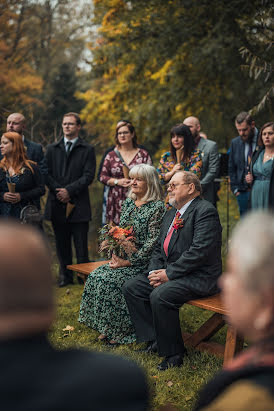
[157, 123, 202, 206]
[99, 121, 152, 225]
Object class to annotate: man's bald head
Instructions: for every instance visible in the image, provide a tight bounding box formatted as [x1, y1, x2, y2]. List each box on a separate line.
[6, 113, 26, 135]
[183, 116, 201, 141]
[0, 221, 54, 338]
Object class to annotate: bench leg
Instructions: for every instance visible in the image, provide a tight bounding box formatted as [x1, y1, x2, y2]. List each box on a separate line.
[184, 313, 225, 347]
[223, 325, 244, 367]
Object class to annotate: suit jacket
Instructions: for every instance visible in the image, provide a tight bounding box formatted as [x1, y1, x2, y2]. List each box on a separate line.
[228, 134, 260, 193]
[197, 137, 220, 204]
[148, 197, 222, 296]
[0, 334, 149, 411]
[45, 138, 96, 223]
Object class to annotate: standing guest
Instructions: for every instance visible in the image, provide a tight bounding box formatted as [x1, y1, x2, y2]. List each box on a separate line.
[228, 111, 259, 216]
[0, 220, 149, 411]
[0, 132, 45, 219]
[157, 124, 202, 206]
[45, 112, 96, 287]
[183, 117, 220, 207]
[123, 171, 222, 371]
[245, 122, 274, 210]
[79, 164, 165, 346]
[4, 113, 47, 209]
[99, 121, 152, 225]
[194, 211, 274, 411]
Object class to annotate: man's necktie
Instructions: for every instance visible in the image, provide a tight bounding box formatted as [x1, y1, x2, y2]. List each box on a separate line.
[163, 211, 181, 256]
[247, 143, 253, 169]
[66, 141, 72, 155]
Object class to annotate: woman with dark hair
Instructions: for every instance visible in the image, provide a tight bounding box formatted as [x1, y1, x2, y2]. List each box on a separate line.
[246, 122, 274, 210]
[0, 132, 45, 218]
[157, 124, 202, 205]
[99, 121, 152, 224]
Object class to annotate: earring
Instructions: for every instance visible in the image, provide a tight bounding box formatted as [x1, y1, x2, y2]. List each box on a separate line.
[254, 316, 266, 331]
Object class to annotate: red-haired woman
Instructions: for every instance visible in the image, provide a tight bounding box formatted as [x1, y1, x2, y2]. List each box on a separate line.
[0, 132, 45, 219]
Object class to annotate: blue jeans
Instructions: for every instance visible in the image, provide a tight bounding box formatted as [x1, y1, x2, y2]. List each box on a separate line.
[236, 191, 250, 217]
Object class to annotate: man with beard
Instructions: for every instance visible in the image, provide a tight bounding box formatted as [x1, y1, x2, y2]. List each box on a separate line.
[183, 116, 220, 207]
[228, 112, 259, 216]
[123, 171, 222, 371]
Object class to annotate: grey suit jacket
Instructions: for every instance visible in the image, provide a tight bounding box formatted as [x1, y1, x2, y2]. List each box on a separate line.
[148, 197, 222, 296]
[197, 137, 220, 204]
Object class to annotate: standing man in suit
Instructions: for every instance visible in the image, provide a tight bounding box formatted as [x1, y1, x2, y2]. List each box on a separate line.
[183, 116, 220, 207]
[45, 112, 96, 287]
[123, 171, 222, 370]
[228, 111, 259, 216]
[0, 220, 149, 410]
[4, 112, 47, 209]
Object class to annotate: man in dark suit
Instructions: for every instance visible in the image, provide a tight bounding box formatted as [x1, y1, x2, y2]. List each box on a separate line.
[0, 220, 149, 411]
[123, 171, 222, 370]
[5, 112, 47, 209]
[45, 112, 96, 287]
[183, 116, 220, 206]
[228, 111, 259, 216]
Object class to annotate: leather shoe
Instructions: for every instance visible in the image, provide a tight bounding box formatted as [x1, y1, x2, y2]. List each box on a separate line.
[59, 280, 74, 288]
[157, 354, 183, 371]
[138, 340, 158, 354]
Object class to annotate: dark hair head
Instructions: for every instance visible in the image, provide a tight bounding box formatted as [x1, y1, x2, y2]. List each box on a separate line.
[63, 112, 81, 126]
[115, 121, 138, 148]
[170, 123, 195, 160]
[258, 122, 274, 146]
[235, 112, 253, 126]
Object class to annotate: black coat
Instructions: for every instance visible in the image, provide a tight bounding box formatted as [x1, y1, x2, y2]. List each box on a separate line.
[0, 164, 45, 211]
[44, 138, 96, 223]
[0, 334, 149, 411]
[250, 147, 274, 209]
[148, 196, 222, 296]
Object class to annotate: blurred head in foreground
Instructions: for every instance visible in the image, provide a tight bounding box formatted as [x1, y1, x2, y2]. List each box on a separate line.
[0, 221, 53, 340]
[220, 211, 274, 341]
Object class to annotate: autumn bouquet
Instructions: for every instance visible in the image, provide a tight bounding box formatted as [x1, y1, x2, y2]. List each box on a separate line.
[98, 224, 137, 259]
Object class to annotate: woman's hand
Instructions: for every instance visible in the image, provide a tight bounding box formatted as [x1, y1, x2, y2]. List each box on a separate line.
[109, 254, 131, 268]
[164, 164, 181, 182]
[118, 178, 131, 187]
[245, 172, 253, 185]
[3, 192, 21, 203]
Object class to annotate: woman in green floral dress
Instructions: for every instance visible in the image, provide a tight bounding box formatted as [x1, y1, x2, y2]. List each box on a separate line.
[79, 164, 165, 345]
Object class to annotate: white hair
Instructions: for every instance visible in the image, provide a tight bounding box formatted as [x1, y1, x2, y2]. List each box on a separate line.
[128, 164, 163, 202]
[229, 211, 274, 292]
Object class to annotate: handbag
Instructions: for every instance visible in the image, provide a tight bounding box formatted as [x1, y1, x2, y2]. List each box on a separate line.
[20, 204, 43, 225]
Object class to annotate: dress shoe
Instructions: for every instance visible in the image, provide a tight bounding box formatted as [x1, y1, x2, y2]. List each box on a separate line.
[157, 354, 183, 371]
[58, 280, 74, 288]
[137, 340, 158, 354]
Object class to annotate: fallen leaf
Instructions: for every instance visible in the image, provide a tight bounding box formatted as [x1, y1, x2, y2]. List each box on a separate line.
[62, 325, 74, 332]
[152, 375, 159, 379]
[185, 396, 192, 401]
[167, 381, 173, 387]
[66, 289, 70, 295]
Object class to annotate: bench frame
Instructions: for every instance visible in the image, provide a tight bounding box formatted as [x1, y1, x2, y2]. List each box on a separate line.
[67, 261, 244, 366]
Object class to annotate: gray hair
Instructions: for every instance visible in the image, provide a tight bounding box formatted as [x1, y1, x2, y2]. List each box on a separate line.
[128, 164, 163, 202]
[176, 170, 202, 194]
[229, 211, 274, 292]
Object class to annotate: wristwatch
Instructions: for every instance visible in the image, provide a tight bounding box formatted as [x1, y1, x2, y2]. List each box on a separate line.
[114, 179, 118, 185]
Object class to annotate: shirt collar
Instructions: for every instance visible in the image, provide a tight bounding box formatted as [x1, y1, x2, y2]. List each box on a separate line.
[177, 198, 195, 216]
[64, 136, 78, 146]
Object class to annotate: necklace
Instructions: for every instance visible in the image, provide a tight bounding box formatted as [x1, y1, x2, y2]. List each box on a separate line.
[264, 153, 274, 160]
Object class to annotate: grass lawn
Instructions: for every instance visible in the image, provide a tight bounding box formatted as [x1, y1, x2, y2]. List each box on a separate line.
[49, 180, 241, 411]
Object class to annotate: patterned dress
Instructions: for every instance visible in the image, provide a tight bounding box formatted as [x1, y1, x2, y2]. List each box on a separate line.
[99, 148, 152, 225]
[78, 198, 166, 344]
[157, 149, 202, 206]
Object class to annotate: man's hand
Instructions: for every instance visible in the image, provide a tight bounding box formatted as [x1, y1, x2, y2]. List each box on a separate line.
[3, 192, 21, 203]
[148, 269, 169, 288]
[56, 188, 70, 203]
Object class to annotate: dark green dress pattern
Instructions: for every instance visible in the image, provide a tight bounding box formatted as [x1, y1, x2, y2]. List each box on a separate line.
[78, 198, 166, 344]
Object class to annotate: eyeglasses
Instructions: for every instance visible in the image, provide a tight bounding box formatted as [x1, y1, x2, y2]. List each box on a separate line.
[167, 182, 189, 190]
[117, 131, 130, 136]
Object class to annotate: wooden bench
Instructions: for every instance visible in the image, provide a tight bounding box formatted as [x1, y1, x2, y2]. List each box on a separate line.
[67, 261, 244, 366]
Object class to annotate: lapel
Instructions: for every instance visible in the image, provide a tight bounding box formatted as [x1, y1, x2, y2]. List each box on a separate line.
[239, 138, 245, 165]
[167, 196, 200, 255]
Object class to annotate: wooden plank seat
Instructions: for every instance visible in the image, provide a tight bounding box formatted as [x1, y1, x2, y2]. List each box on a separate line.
[67, 261, 244, 366]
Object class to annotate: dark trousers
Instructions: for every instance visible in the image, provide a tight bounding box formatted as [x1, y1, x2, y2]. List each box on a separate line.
[123, 274, 198, 357]
[52, 221, 89, 283]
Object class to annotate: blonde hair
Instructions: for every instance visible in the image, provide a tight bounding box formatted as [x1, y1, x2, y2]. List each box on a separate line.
[128, 164, 163, 202]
